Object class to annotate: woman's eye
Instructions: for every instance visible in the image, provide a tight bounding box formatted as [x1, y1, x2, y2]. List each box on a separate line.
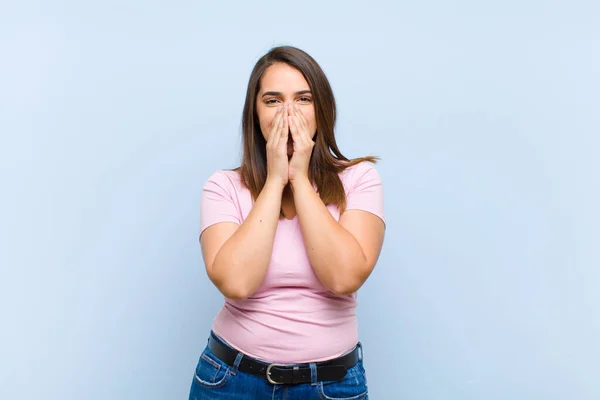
[298, 97, 312, 103]
[265, 99, 279, 105]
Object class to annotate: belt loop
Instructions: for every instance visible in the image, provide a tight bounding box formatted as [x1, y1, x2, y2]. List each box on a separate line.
[357, 342, 363, 362]
[309, 362, 317, 386]
[230, 352, 243, 376]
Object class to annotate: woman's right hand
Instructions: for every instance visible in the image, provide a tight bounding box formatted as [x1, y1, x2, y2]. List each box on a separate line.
[265, 104, 290, 188]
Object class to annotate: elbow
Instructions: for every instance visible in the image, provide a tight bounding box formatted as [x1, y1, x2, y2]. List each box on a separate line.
[214, 281, 254, 301]
[329, 279, 362, 296]
[223, 291, 251, 301]
[213, 278, 254, 301]
[207, 260, 255, 301]
[328, 261, 371, 296]
[330, 286, 360, 296]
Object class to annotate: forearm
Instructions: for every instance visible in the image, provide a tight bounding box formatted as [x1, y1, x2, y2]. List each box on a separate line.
[210, 181, 283, 299]
[291, 178, 367, 295]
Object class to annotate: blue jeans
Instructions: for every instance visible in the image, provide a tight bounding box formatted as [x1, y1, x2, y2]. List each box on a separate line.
[188, 334, 369, 400]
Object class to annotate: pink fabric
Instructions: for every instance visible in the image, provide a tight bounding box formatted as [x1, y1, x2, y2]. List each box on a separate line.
[199, 162, 385, 363]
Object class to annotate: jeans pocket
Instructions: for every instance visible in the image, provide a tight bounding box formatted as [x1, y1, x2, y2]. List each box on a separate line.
[193, 347, 231, 389]
[318, 362, 368, 400]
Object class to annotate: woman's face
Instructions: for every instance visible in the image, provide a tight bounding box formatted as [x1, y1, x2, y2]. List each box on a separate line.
[256, 63, 317, 157]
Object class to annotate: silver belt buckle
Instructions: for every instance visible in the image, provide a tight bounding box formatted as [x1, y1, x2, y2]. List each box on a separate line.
[266, 364, 287, 385]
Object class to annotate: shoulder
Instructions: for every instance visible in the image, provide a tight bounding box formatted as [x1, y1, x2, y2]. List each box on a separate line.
[339, 161, 382, 189]
[204, 169, 244, 190]
[199, 170, 246, 232]
[201, 169, 250, 204]
[337, 161, 385, 222]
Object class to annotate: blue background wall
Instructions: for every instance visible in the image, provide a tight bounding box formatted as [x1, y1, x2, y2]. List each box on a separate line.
[1, 1, 598, 399]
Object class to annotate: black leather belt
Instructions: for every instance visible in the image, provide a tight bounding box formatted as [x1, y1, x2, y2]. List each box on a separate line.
[207, 332, 360, 385]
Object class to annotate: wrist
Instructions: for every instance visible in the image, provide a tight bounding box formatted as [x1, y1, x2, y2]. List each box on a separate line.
[264, 178, 286, 193]
[289, 175, 311, 190]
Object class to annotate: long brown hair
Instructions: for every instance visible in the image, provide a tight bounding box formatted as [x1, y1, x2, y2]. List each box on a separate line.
[239, 45, 378, 212]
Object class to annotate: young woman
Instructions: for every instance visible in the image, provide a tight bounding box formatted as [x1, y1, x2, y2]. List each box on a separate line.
[189, 45, 385, 400]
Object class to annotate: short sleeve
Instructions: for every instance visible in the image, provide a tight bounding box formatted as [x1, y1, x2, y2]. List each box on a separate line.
[199, 171, 242, 236]
[344, 163, 385, 224]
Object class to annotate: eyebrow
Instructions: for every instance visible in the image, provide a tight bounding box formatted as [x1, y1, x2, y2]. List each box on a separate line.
[261, 90, 312, 98]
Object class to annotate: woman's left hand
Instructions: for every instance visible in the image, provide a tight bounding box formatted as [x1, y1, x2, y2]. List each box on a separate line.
[288, 103, 315, 184]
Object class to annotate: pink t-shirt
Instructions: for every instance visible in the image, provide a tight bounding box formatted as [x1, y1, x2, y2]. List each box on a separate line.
[199, 161, 385, 363]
